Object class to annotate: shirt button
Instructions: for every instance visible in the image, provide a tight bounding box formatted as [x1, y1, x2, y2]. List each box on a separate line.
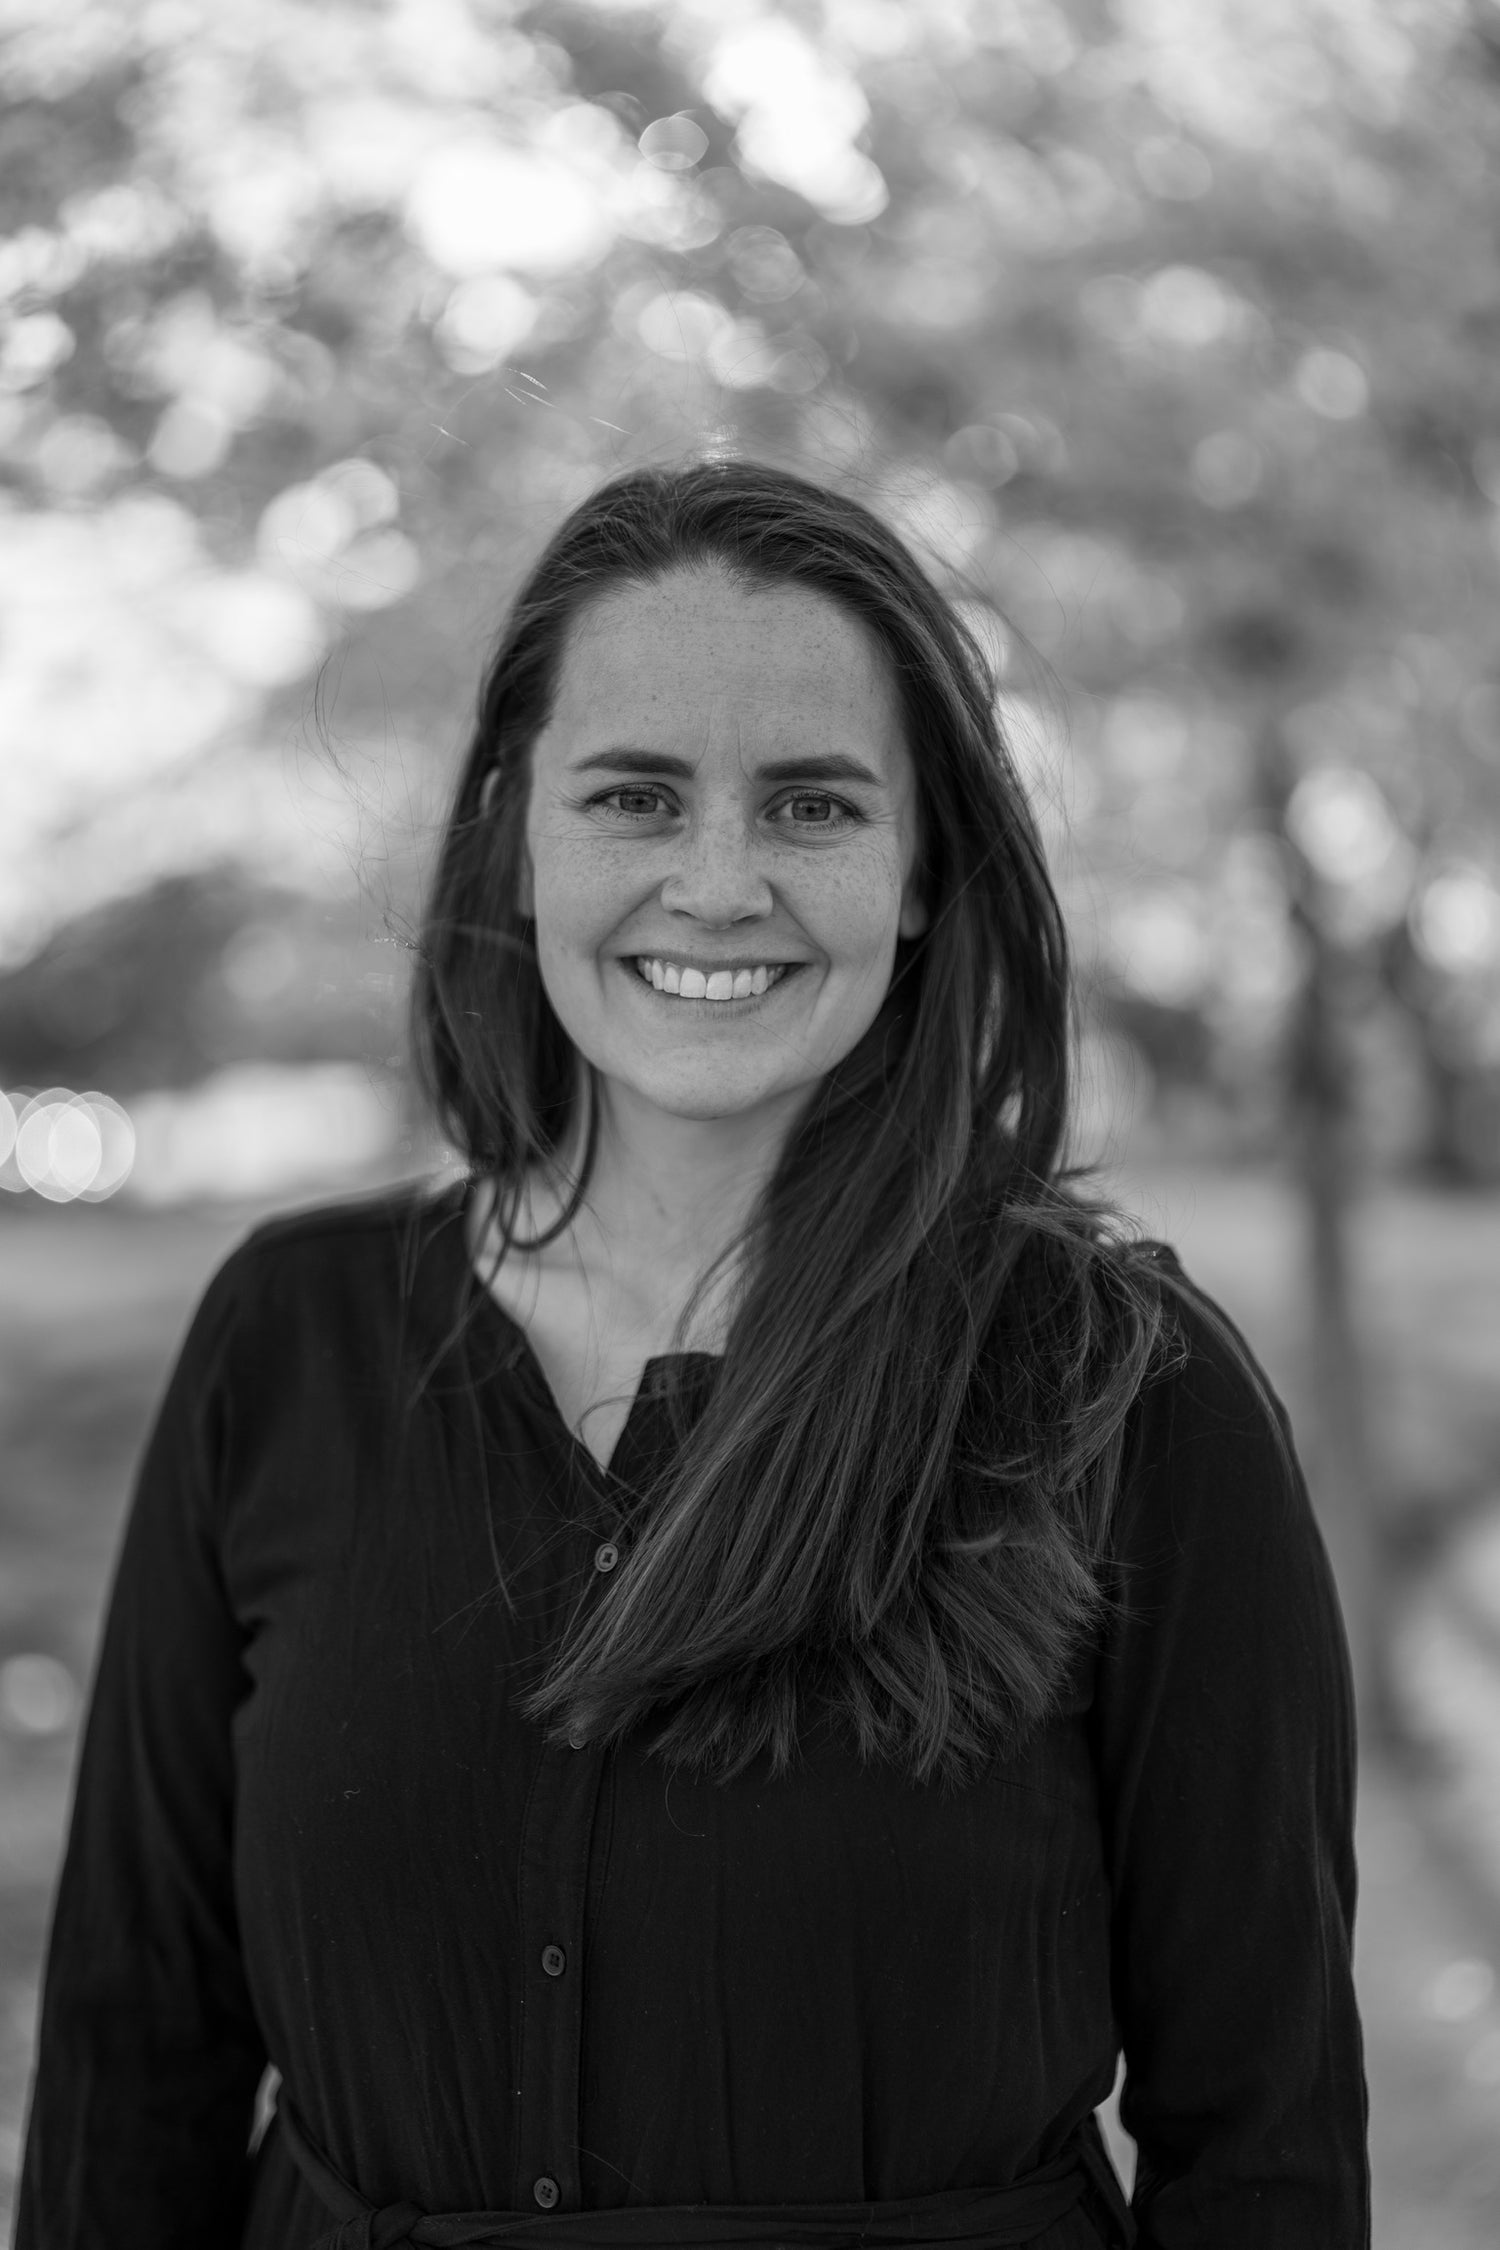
[533, 2175, 560, 2209]
[541, 1943, 566, 1977]
[593, 1540, 619, 1573]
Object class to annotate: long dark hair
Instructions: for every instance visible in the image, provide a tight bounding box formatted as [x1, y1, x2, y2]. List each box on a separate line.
[412, 458, 1170, 1788]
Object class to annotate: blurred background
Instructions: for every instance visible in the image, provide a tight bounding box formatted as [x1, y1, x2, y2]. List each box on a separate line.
[2, 0, 1500, 2239]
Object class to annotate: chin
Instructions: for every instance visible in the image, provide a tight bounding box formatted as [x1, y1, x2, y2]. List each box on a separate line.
[621, 1068, 803, 1124]
[647, 1090, 781, 1125]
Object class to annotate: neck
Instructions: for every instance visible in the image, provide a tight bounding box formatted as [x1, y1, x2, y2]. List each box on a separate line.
[555, 1078, 808, 1337]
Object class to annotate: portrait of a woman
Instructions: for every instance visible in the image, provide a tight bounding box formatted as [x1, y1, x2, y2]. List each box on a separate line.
[16, 460, 1369, 2247]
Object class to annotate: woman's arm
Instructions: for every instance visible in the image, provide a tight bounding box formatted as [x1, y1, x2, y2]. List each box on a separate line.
[15, 1256, 269, 2249]
[1090, 1266, 1369, 2247]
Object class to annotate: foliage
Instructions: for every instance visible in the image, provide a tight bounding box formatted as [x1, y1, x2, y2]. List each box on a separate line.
[2, 0, 1499, 1165]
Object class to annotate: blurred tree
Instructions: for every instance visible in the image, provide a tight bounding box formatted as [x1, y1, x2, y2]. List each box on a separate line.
[3, 0, 1495, 1157]
[0, 875, 405, 1092]
[6, 0, 1500, 1705]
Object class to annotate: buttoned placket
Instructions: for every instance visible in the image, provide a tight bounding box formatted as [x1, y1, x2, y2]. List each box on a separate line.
[510, 1507, 631, 2212]
[509, 1365, 713, 2213]
[512, 1690, 606, 2208]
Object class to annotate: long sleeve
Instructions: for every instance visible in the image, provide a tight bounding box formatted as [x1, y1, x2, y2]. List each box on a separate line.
[7, 1191, 1375, 2246]
[1091, 1267, 1369, 2246]
[15, 1259, 268, 2249]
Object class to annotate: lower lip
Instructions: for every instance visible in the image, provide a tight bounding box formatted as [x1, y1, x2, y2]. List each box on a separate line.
[620, 961, 803, 1015]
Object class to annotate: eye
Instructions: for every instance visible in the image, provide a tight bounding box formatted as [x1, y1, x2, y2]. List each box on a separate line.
[588, 785, 676, 821]
[582, 784, 861, 828]
[772, 790, 859, 828]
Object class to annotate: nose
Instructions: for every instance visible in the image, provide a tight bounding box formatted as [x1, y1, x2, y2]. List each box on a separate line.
[657, 802, 774, 927]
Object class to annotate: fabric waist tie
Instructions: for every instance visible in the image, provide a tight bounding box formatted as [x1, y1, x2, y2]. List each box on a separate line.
[275, 2096, 1134, 2250]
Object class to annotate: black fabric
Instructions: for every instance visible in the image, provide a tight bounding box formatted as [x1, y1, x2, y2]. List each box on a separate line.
[274, 2085, 1106, 2248]
[15, 1185, 1369, 2249]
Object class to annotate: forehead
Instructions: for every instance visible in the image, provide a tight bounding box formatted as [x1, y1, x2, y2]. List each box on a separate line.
[545, 568, 905, 757]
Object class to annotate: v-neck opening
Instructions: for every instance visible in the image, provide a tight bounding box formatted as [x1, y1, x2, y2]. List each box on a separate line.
[437, 1179, 722, 1482]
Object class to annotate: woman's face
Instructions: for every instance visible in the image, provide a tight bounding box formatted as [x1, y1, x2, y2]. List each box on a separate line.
[522, 568, 928, 1133]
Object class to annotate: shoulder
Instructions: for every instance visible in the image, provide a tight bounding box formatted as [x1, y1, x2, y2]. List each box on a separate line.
[1124, 1240, 1294, 1471]
[132, 1183, 472, 1509]
[1091, 1248, 1355, 1793]
[1104, 1240, 1320, 1592]
[220, 1177, 460, 1286]
[980, 1215, 1278, 1430]
[185, 1178, 468, 1369]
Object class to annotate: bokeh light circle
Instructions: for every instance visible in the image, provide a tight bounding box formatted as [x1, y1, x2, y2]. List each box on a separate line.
[3, 1087, 135, 1201]
[80, 1093, 137, 1201]
[0, 1652, 79, 1738]
[48, 1099, 104, 1197]
[15, 1090, 78, 1201]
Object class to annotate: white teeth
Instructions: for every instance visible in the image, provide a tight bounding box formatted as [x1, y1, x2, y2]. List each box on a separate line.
[633, 958, 790, 1000]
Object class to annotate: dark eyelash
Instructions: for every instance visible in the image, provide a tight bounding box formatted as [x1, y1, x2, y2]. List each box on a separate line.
[587, 787, 860, 823]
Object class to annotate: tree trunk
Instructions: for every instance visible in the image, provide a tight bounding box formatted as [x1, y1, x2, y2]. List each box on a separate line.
[1251, 716, 1393, 1739]
[1287, 888, 1396, 1740]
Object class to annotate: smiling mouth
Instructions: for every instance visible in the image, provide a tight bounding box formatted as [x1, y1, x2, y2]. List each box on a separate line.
[630, 957, 798, 1002]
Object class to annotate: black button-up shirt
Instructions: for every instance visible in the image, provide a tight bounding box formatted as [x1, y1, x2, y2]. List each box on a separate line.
[15, 1186, 1369, 2247]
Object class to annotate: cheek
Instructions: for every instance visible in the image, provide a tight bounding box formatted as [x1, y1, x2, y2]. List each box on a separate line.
[527, 852, 602, 1014]
[528, 832, 626, 946]
[807, 839, 909, 958]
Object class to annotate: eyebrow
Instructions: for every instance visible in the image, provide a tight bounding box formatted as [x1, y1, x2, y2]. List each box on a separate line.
[568, 748, 886, 787]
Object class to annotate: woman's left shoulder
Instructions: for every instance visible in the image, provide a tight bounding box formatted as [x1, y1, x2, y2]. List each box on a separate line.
[1103, 1238, 1323, 1576]
[1120, 1239, 1292, 1446]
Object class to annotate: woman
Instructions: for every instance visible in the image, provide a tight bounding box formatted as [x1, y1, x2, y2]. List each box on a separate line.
[17, 460, 1369, 2248]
